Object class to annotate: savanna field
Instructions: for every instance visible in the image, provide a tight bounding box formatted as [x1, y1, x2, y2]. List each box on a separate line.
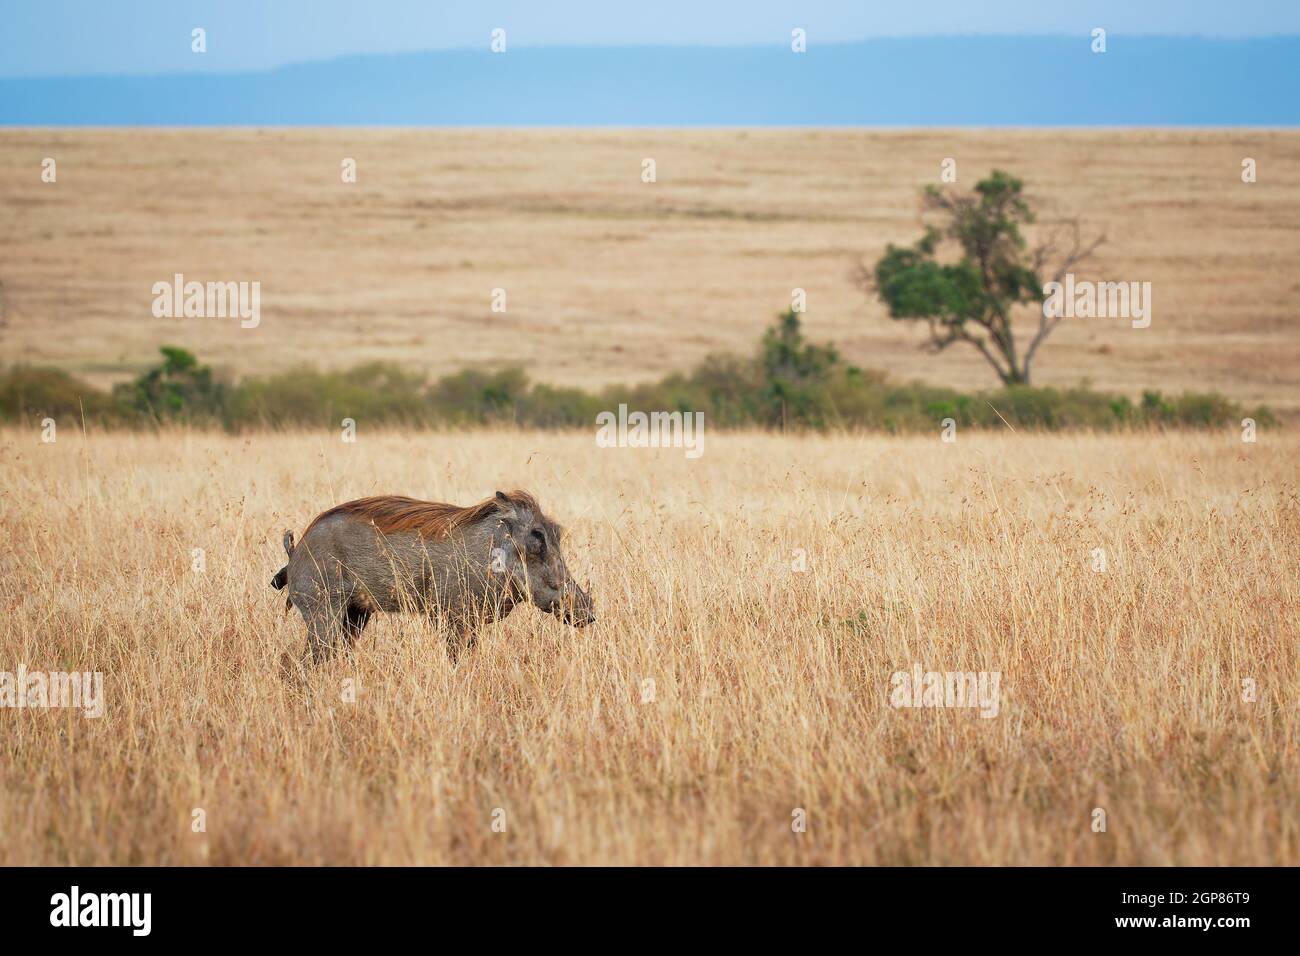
[1, 426, 1294, 865]
[2, 129, 1299, 412]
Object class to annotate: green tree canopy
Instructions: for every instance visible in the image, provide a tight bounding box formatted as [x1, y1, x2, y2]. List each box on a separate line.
[863, 170, 1104, 385]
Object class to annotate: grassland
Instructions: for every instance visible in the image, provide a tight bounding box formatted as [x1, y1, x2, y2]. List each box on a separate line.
[2, 129, 1299, 412]
[1, 426, 1294, 865]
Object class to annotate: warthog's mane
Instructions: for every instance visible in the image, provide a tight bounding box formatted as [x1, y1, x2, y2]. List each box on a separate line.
[303, 490, 557, 539]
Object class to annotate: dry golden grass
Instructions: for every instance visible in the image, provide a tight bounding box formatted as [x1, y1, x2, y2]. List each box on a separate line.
[0, 426, 1295, 865]
[2, 129, 1299, 411]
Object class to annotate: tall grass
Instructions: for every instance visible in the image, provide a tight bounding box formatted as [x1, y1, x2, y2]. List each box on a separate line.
[0, 427, 1294, 864]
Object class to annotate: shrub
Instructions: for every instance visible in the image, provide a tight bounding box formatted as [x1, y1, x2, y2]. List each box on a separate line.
[111, 346, 227, 424]
[229, 362, 427, 429]
[0, 365, 117, 424]
[0, 316, 1276, 434]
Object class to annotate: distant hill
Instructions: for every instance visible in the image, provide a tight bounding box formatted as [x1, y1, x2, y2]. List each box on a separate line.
[3, 36, 1298, 125]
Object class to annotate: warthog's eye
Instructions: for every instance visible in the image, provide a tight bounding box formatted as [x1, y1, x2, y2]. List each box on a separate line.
[528, 528, 546, 556]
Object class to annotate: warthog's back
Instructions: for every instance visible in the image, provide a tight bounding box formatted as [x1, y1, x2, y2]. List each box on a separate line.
[287, 496, 500, 613]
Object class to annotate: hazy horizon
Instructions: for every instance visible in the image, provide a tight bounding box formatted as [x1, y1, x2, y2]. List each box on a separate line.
[5, 0, 1300, 79]
[5, 36, 1298, 126]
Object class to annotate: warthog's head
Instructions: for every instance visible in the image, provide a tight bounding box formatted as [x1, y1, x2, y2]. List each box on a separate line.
[490, 491, 595, 627]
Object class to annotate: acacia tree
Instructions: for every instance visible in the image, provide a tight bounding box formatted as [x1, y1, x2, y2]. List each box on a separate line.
[863, 170, 1104, 386]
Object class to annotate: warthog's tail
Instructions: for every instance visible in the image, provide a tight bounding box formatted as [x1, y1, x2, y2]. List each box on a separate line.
[270, 530, 295, 596]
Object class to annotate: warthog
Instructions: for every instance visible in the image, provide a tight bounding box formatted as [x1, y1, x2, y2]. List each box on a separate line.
[271, 490, 594, 664]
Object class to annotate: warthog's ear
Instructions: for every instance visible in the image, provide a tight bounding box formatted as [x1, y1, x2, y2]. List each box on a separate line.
[493, 491, 519, 522]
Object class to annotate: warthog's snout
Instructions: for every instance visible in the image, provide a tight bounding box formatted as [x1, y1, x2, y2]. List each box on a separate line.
[555, 582, 596, 627]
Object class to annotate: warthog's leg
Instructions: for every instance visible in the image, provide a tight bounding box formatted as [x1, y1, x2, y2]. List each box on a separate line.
[441, 593, 517, 663]
[290, 585, 349, 665]
[342, 604, 373, 648]
[443, 614, 478, 665]
[288, 553, 363, 665]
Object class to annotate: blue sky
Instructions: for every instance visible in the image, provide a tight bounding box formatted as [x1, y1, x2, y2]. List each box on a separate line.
[4, 0, 1300, 77]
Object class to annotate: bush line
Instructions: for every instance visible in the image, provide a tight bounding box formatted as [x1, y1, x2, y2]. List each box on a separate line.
[0, 314, 1276, 432]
